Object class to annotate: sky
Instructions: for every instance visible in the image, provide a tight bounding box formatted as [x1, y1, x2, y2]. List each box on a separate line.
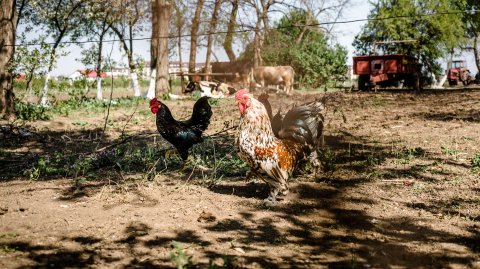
[50, 0, 478, 76]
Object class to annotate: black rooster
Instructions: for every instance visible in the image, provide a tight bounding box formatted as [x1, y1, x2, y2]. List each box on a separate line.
[149, 96, 213, 163]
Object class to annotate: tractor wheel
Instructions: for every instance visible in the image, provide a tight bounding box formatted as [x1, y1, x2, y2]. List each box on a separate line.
[412, 72, 421, 91]
[448, 80, 458, 86]
[357, 75, 369, 91]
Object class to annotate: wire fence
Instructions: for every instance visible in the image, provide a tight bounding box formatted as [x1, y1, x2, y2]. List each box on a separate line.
[5, 9, 478, 47]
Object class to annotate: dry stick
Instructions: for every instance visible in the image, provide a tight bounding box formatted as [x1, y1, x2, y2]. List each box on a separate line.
[206, 125, 238, 138]
[97, 39, 116, 150]
[120, 102, 139, 139]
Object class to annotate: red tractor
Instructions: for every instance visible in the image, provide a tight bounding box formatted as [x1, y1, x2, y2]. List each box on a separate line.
[447, 60, 473, 86]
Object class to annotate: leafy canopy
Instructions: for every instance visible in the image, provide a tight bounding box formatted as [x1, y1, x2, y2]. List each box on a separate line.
[353, 0, 465, 75]
[241, 9, 348, 88]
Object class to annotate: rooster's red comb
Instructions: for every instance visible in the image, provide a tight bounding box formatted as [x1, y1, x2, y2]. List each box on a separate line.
[149, 98, 158, 107]
[235, 89, 249, 99]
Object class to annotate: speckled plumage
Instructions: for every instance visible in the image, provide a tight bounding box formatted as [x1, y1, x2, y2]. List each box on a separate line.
[234, 91, 324, 205]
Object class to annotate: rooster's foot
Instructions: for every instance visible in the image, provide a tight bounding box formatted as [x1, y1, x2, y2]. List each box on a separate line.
[165, 149, 179, 160]
[263, 196, 278, 207]
[279, 187, 289, 196]
[245, 169, 259, 183]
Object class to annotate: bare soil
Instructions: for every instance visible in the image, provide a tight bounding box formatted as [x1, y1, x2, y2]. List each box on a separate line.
[1, 88, 479, 269]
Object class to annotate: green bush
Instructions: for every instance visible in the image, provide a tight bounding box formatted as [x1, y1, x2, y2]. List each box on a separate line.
[14, 101, 51, 121]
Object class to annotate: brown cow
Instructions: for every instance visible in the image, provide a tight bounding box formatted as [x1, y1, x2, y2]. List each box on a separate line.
[210, 60, 252, 86]
[251, 66, 295, 94]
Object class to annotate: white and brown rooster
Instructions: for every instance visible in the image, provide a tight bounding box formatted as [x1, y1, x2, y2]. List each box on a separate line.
[234, 89, 324, 206]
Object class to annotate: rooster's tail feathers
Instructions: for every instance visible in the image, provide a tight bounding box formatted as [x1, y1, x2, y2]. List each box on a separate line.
[190, 96, 213, 131]
[278, 100, 324, 150]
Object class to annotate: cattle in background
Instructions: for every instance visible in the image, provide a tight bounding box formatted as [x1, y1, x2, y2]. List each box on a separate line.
[251, 66, 295, 95]
[183, 81, 236, 98]
[209, 60, 253, 86]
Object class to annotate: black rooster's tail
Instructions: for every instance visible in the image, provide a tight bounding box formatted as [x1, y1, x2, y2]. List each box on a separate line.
[187, 96, 213, 132]
[278, 100, 324, 155]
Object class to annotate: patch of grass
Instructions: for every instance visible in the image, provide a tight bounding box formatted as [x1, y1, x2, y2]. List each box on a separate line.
[169, 241, 192, 269]
[470, 153, 480, 168]
[14, 101, 51, 121]
[470, 153, 480, 174]
[364, 154, 384, 167]
[0, 245, 18, 253]
[441, 146, 459, 156]
[319, 148, 337, 173]
[0, 232, 19, 239]
[23, 143, 167, 180]
[53, 96, 144, 116]
[393, 147, 426, 164]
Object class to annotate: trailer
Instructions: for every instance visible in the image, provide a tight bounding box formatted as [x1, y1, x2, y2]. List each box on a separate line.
[353, 54, 422, 91]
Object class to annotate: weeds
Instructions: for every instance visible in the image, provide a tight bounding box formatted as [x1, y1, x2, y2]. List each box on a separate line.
[393, 147, 425, 164]
[14, 101, 51, 121]
[470, 153, 480, 169]
[441, 146, 459, 156]
[319, 148, 337, 173]
[23, 143, 167, 180]
[470, 153, 480, 174]
[169, 241, 192, 269]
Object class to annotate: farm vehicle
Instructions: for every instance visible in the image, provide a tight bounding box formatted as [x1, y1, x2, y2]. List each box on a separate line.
[353, 54, 422, 91]
[447, 60, 474, 86]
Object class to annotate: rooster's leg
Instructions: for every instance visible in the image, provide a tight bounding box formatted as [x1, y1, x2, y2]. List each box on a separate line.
[264, 188, 279, 207]
[164, 148, 179, 160]
[245, 168, 260, 183]
[178, 155, 192, 172]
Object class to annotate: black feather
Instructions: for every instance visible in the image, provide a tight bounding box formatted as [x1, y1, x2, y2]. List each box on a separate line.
[154, 97, 213, 160]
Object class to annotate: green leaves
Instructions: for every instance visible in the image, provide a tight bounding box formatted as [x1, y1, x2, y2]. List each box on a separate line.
[354, 0, 466, 75]
[257, 10, 348, 88]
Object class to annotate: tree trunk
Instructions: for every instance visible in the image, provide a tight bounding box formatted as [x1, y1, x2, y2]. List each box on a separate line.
[204, 0, 222, 81]
[188, 0, 205, 78]
[473, 34, 480, 74]
[146, 0, 159, 99]
[252, 0, 270, 68]
[155, 0, 172, 97]
[0, 0, 17, 119]
[178, 19, 184, 89]
[96, 22, 107, 100]
[223, 0, 238, 62]
[253, 20, 262, 68]
[40, 30, 66, 106]
[111, 26, 141, 97]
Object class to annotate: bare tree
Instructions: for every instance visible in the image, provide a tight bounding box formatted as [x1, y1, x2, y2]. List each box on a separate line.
[172, 1, 188, 89]
[145, 0, 159, 99]
[223, 0, 239, 62]
[0, 0, 17, 119]
[85, 1, 112, 100]
[155, 0, 172, 96]
[107, 0, 149, 97]
[30, 0, 85, 106]
[188, 0, 205, 77]
[204, 0, 223, 80]
[247, 0, 274, 67]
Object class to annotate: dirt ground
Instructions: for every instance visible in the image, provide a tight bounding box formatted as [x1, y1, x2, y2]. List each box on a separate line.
[0, 88, 479, 269]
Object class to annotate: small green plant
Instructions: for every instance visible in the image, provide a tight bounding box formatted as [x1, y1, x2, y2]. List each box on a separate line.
[441, 146, 459, 156]
[394, 147, 425, 164]
[364, 154, 384, 167]
[470, 153, 480, 173]
[169, 241, 192, 269]
[470, 153, 480, 168]
[14, 101, 51, 121]
[319, 148, 337, 173]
